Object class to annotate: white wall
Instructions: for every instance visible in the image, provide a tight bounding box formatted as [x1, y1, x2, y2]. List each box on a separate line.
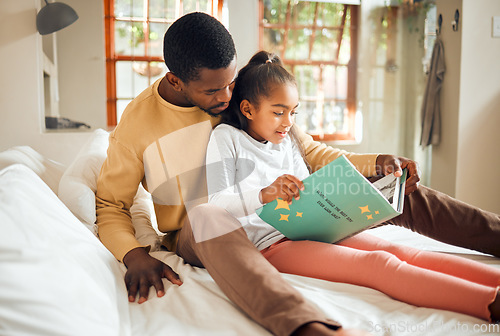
[227, 0, 259, 69]
[0, 0, 102, 166]
[433, 0, 500, 213]
[58, 0, 107, 130]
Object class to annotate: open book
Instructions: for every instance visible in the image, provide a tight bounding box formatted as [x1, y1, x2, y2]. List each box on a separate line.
[256, 155, 407, 243]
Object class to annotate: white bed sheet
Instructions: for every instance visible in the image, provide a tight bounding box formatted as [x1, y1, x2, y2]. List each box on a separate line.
[128, 226, 500, 336]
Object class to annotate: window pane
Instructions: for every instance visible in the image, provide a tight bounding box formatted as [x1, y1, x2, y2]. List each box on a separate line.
[116, 61, 134, 98]
[262, 0, 288, 24]
[149, 0, 177, 20]
[294, 65, 318, 98]
[182, 0, 211, 14]
[311, 29, 339, 61]
[149, 23, 169, 57]
[291, 1, 316, 26]
[296, 100, 347, 135]
[115, 0, 144, 17]
[131, 62, 154, 95]
[115, 21, 146, 56]
[149, 61, 168, 83]
[320, 3, 345, 26]
[131, 0, 144, 17]
[323, 65, 347, 100]
[117, 99, 132, 123]
[117, 61, 166, 99]
[323, 101, 347, 134]
[114, 0, 132, 18]
[115, 21, 132, 55]
[338, 28, 351, 64]
[284, 29, 310, 60]
[295, 101, 318, 134]
[262, 28, 285, 54]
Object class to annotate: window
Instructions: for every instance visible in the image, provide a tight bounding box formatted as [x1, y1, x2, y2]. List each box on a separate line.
[259, 0, 360, 141]
[104, 0, 223, 127]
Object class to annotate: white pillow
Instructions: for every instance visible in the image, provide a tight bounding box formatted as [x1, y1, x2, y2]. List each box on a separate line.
[0, 164, 131, 336]
[58, 128, 110, 232]
[58, 128, 161, 248]
[0, 146, 65, 194]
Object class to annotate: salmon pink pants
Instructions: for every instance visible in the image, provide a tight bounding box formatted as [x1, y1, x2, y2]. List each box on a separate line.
[261, 232, 500, 321]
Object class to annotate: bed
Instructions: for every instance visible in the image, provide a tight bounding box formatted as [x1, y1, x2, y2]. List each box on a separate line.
[1, 129, 499, 336]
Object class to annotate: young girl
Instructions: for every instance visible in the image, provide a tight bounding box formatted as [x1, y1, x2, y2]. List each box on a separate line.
[205, 50, 500, 322]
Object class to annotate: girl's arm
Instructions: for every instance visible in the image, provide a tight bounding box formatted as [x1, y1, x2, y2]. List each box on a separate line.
[206, 127, 264, 218]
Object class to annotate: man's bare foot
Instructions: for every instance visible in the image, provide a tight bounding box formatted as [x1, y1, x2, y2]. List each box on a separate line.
[489, 290, 500, 322]
[292, 322, 372, 336]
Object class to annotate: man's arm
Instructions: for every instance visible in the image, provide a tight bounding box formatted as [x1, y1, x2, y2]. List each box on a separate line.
[96, 135, 147, 261]
[296, 126, 378, 177]
[295, 127, 421, 194]
[96, 134, 182, 303]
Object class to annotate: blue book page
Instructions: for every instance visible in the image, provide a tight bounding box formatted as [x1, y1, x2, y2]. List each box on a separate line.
[256, 155, 405, 243]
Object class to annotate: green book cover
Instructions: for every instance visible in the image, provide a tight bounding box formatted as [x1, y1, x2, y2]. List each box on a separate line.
[256, 155, 407, 243]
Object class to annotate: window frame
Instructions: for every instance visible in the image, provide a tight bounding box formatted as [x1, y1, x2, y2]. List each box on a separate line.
[104, 0, 223, 128]
[258, 0, 359, 142]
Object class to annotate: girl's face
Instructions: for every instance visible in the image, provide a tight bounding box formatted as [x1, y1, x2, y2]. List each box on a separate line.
[241, 83, 299, 144]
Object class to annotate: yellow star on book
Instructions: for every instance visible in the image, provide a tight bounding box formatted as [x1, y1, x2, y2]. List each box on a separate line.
[296, 212, 303, 217]
[275, 199, 290, 211]
[279, 214, 289, 221]
[375, 211, 379, 215]
[366, 214, 373, 220]
[359, 205, 370, 214]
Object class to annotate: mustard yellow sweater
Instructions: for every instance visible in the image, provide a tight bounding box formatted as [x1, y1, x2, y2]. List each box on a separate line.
[96, 79, 379, 262]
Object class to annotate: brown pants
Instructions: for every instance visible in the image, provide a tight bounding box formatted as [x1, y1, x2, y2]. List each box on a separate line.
[176, 204, 341, 336]
[387, 186, 500, 257]
[176, 185, 500, 335]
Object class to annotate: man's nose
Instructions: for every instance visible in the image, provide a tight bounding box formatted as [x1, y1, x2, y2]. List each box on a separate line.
[216, 84, 233, 102]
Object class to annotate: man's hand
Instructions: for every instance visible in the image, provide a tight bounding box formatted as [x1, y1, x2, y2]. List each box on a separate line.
[376, 154, 421, 195]
[123, 247, 182, 304]
[260, 174, 305, 204]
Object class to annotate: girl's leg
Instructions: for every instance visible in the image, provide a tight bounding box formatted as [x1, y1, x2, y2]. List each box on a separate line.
[338, 232, 500, 288]
[261, 239, 498, 321]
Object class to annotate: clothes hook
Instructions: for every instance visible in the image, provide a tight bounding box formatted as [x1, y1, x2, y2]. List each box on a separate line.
[452, 9, 459, 32]
[437, 14, 442, 35]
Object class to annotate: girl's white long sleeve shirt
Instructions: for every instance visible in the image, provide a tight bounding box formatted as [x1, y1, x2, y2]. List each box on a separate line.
[206, 124, 309, 250]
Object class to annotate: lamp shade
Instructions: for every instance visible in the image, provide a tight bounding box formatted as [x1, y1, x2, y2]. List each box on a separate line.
[36, 1, 78, 35]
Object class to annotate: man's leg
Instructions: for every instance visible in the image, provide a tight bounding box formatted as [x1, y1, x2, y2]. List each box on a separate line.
[176, 204, 341, 336]
[386, 185, 500, 257]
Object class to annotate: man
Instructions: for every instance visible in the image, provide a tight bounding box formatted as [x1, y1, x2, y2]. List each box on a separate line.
[96, 12, 499, 336]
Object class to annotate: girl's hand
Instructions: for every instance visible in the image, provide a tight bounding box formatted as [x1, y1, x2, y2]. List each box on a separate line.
[260, 174, 304, 204]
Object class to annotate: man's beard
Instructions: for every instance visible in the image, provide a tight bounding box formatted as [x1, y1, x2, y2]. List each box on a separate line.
[201, 104, 227, 117]
[182, 92, 226, 117]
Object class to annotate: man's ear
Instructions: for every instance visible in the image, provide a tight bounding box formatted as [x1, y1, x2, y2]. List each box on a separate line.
[240, 100, 254, 120]
[165, 72, 184, 92]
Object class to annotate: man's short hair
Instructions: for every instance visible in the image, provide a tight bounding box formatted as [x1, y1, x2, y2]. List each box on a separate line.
[163, 12, 236, 83]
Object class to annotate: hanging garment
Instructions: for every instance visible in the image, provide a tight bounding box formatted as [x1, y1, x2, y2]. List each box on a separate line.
[420, 37, 446, 147]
